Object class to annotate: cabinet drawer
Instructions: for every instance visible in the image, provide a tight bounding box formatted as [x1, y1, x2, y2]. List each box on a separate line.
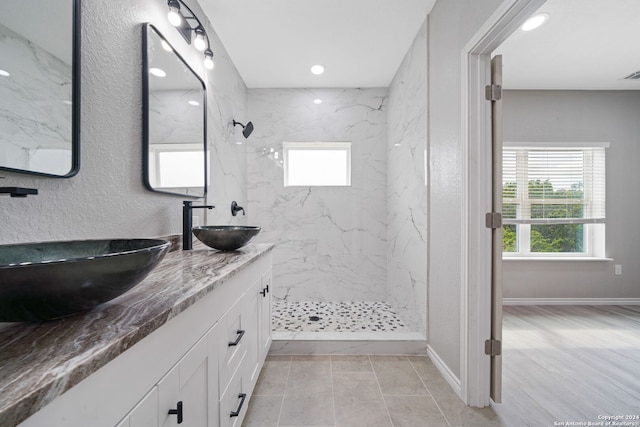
[219, 354, 249, 427]
[218, 296, 248, 394]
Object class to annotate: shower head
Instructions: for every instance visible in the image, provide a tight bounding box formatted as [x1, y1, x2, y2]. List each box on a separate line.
[233, 120, 254, 138]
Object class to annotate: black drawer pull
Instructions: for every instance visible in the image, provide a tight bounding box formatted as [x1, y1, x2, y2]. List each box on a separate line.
[228, 329, 245, 346]
[168, 401, 183, 424]
[260, 284, 270, 297]
[230, 393, 247, 417]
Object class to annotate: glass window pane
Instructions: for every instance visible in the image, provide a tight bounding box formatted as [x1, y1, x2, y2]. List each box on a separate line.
[530, 224, 584, 253]
[284, 143, 351, 186]
[502, 224, 517, 252]
[158, 151, 204, 188]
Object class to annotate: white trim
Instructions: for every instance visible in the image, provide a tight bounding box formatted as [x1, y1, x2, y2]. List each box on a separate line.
[461, 0, 547, 408]
[427, 345, 462, 397]
[503, 298, 640, 306]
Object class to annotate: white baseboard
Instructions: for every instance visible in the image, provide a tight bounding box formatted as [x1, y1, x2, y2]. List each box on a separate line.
[426, 344, 462, 398]
[503, 298, 640, 306]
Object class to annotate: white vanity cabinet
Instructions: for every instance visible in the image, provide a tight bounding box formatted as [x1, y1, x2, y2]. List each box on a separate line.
[17, 249, 272, 427]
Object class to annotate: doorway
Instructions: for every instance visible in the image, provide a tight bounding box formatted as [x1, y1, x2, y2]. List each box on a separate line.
[461, 0, 547, 407]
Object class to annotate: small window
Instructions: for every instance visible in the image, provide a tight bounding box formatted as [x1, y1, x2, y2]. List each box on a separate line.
[283, 142, 351, 187]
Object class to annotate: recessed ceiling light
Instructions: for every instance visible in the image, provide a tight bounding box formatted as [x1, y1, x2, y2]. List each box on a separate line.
[0, 69, 10, 77]
[522, 13, 549, 31]
[188, 100, 200, 106]
[313, 98, 323, 105]
[149, 68, 166, 77]
[161, 40, 173, 52]
[310, 65, 325, 75]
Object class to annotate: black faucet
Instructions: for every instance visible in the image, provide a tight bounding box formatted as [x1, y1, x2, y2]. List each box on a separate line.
[0, 187, 38, 198]
[183, 201, 214, 250]
[231, 201, 245, 216]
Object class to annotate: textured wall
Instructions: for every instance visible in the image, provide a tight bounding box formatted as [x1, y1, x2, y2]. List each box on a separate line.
[247, 88, 388, 304]
[0, 0, 247, 245]
[503, 90, 640, 299]
[387, 21, 428, 334]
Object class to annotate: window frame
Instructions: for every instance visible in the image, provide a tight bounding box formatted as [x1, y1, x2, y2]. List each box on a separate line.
[282, 141, 352, 187]
[502, 142, 608, 259]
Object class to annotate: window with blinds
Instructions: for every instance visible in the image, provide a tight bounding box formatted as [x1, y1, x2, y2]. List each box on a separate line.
[502, 143, 608, 257]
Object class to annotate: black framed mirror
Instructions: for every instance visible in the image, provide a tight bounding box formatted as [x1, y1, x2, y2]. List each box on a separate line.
[0, 0, 80, 178]
[142, 23, 207, 198]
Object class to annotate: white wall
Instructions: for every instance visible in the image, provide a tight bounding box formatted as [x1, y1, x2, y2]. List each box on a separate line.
[0, 0, 247, 245]
[427, 0, 503, 378]
[387, 21, 428, 335]
[247, 88, 389, 304]
[503, 90, 640, 299]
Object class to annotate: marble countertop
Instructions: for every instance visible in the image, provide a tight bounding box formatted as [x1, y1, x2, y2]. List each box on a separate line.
[0, 242, 274, 427]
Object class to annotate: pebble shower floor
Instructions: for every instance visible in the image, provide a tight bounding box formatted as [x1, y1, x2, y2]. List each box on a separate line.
[272, 301, 408, 332]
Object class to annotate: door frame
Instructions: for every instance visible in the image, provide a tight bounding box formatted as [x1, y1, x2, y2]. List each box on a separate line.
[460, 0, 546, 407]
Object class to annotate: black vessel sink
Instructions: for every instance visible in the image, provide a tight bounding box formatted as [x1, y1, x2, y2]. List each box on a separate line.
[0, 239, 170, 322]
[192, 226, 261, 251]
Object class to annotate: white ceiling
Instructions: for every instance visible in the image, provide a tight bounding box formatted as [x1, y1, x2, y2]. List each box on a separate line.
[198, 0, 435, 88]
[495, 0, 640, 90]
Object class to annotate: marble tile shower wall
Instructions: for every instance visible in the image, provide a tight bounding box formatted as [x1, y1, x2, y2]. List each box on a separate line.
[386, 21, 428, 334]
[0, 23, 72, 173]
[247, 88, 389, 304]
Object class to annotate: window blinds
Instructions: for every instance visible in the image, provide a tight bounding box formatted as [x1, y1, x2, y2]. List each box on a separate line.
[502, 145, 606, 225]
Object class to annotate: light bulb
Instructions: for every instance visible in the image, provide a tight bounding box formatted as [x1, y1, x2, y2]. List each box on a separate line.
[167, 0, 182, 26]
[194, 28, 206, 51]
[204, 50, 214, 70]
[313, 98, 322, 105]
[168, 9, 181, 26]
[0, 69, 10, 77]
[310, 64, 325, 75]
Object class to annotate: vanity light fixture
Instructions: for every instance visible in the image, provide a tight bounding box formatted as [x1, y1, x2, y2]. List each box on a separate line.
[166, 0, 215, 70]
[521, 12, 549, 31]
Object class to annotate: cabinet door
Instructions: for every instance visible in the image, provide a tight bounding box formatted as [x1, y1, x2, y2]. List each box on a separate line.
[116, 387, 158, 427]
[244, 279, 260, 389]
[158, 336, 209, 427]
[258, 269, 273, 360]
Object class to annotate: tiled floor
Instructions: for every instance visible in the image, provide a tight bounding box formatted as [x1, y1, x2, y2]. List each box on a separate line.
[242, 355, 502, 427]
[272, 301, 408, 332]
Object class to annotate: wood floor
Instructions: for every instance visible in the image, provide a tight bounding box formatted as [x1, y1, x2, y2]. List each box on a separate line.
[492, 305, 640, 426]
